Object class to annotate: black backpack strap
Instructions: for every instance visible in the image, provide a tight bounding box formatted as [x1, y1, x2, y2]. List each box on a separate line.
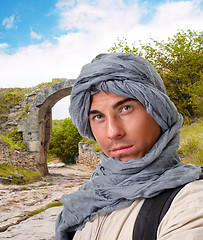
[133, 168, 203, 240]
[133, 185, 185, 240]
[199, 167, 203, 179]
[64, 170, 203, 240]
[67, 231, 76, 240]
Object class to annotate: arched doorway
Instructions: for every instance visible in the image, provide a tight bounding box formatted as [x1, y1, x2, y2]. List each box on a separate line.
[21, 79, 75, 175]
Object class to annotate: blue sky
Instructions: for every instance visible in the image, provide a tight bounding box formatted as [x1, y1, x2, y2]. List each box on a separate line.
[0, 0, 161, 53]
[1, 0, 202, 55]
[0, 0, 202, 119]
[0, 0, 63, 53]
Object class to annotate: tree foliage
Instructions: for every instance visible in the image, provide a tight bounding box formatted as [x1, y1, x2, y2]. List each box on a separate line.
[108, 29, 203, 120]
[49, 118, 82, 164]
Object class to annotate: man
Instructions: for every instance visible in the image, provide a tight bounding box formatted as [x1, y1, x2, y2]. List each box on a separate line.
[56, 53, 202, 240]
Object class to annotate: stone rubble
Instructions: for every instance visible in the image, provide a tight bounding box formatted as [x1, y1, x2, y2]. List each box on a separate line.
[0, 163, 95, 240]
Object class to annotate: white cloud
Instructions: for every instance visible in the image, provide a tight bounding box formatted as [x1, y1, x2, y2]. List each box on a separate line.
[0, 0, 202, 90]
[0, 0, 202, 118]
[30, 28, 43, 40]
[0, 43, 8, 48]
[56, 0, 76, 9]
[148, 0, 203, 38]
[57, 0, 140, 34]
[2, 15, 15, 29]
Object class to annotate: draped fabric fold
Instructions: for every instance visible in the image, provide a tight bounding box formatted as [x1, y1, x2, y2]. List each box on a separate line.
[55, 53, 201, 240]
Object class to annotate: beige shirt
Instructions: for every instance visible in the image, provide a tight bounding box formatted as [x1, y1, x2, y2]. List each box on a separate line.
[73, 180, 203, 240]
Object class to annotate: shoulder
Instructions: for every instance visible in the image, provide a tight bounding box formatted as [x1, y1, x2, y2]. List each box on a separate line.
[73, 199, 145, 240]
[157, 180, 203, 239]
[173, 179, 203, 206]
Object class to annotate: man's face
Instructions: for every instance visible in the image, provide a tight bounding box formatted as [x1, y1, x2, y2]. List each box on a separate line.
[89, 91, 161, 161]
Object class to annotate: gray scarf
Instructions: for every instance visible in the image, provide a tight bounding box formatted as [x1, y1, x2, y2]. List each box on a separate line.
[55, 53, 201, 240]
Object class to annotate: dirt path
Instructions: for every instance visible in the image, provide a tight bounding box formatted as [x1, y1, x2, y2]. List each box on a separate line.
[0, 162, 95, 239]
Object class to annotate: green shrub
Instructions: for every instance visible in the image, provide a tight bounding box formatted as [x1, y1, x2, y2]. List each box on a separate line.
[0, 129, 27, 150]
[108, 29, 203, 119]
[49, 118, 82, 164]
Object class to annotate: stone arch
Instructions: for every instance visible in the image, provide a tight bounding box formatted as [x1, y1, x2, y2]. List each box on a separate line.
[20, 79, 75, 175]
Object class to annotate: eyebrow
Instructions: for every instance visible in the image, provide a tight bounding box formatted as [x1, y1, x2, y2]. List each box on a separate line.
[113, 98, 135, 110]
[89, 98, 135, 116]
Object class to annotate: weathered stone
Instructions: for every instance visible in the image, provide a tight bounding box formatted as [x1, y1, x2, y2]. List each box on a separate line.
[78, 142, 101, 168]
[0, 79, 101, 175]
[0, 79, 76, 175]
[27, 141, 40, 152]
[0, 139, 37, 172]
[23, 132, 39, 141]
[0, 164, 94, 239]
[0, 177, 12, 184]
[12, 174, 24, 179]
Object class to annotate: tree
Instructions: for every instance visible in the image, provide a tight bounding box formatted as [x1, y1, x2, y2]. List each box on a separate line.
[108, 29, 203, 120]
[49, 118, 82, 164]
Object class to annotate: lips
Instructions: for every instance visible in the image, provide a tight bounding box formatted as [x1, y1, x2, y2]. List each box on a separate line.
[110, 145, 134, 156]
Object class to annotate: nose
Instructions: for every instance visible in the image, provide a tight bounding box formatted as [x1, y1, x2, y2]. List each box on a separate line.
[106, 116, 125, 140]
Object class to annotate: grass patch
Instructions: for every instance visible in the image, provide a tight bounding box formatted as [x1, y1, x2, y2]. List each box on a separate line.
[36, 79, 65, 89]
[179, 119, 203, 166]
[0, 164, 42, 185]
[27, 201, 62, 216]
[0, 129, 27, 150]
[19, 102, 32, 119]
[2, 208, 10, 212]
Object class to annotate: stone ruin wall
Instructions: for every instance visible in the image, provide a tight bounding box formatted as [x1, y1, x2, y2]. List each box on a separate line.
[0, 140, 37, 171]
[0, 87, 42, 135]
[77, 142, 101, 168]
[0, 86, 43, 172]
[0, 81, 66, 174]
[0, 139, 100, 172]
[0, 79, 101, 174]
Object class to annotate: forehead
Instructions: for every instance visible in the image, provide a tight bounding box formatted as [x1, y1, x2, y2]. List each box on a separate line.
[90, 91, 129, 109]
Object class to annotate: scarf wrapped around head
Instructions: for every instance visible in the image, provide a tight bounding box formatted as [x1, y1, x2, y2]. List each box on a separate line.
[69, 53, 172, 139]
[56, 53, 201, 240]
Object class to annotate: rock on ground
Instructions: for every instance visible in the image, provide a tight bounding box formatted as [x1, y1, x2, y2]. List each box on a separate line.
[0, 206, 63, 240]
[0, 163, 94, 240]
